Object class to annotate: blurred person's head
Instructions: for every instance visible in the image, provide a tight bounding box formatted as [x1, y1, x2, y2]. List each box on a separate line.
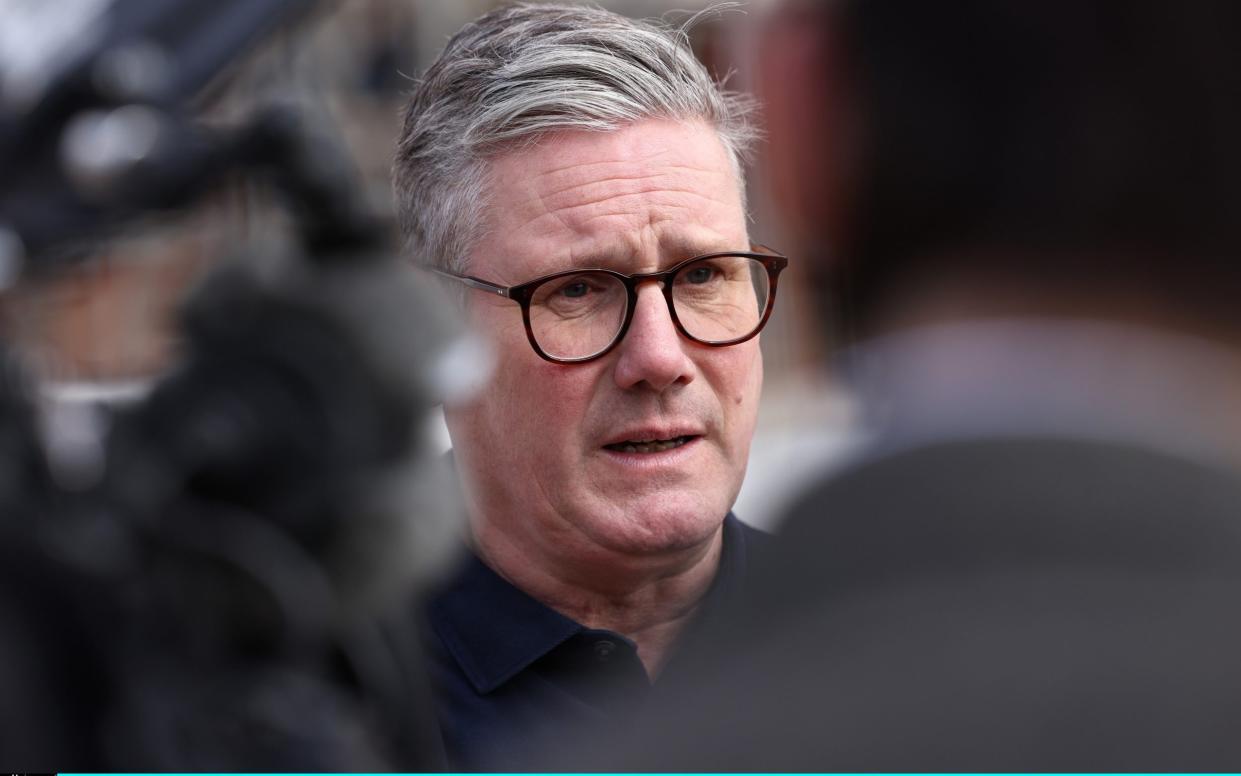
[556, 4, 1241, 769]
[764, 0, 1241, 341]
[393, 4, 774, 579]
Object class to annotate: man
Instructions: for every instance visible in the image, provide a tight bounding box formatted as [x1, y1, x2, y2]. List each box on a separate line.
[391, 4, 782, 768]
[594, 0, 1241, 770]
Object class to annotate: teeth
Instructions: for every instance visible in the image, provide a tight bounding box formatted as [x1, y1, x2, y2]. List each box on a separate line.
[612, 436, 689, 454]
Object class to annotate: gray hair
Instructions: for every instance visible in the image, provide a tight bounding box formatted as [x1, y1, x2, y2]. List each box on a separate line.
[393, 2, 759, 274]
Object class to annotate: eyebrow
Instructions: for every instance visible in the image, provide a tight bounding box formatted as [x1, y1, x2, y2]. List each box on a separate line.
[565, 239, 743, 272]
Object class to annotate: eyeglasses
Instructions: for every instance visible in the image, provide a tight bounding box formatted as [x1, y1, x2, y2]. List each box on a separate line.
[432, 247, 788, 364]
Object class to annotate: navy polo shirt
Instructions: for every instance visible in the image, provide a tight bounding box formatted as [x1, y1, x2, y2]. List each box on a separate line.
[421, 512, 770, 771]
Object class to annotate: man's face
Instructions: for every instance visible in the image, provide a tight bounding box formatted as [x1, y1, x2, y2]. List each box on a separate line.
[445, 119, 763, 566]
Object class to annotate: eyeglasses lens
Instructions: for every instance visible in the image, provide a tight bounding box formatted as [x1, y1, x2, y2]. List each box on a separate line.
[528, 272, 629, 360]
[672, 255, 769, 343]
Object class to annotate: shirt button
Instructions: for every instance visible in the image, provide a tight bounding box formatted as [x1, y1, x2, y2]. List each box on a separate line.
[594, 640, 617, 661]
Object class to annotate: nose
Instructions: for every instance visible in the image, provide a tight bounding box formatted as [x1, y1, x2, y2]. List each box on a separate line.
[612, 282, 696, 391]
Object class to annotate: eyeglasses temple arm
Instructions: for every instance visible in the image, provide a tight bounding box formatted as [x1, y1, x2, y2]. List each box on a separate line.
[750, 242, 785, 258]
[429, 268, 513, 298]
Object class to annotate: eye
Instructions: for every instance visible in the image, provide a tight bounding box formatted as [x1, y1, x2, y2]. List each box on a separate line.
[530, 271, 623, 316]
[560, 281, 590, 298]
[684, 265, 716, 284]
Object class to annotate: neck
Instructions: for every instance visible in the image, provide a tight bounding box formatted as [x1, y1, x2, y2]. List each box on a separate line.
[470, 519, 725, 677]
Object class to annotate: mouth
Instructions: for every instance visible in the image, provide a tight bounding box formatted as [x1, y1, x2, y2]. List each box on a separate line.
[603, 435, 697, 454]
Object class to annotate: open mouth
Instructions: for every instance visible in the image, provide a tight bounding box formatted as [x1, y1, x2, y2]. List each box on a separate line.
[603, 435, 695, 454]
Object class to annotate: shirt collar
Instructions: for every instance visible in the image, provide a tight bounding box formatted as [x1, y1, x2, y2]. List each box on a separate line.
[427, 550, 581, 694]
[426, 512, 753, 694]
[695, 511, 754, 623]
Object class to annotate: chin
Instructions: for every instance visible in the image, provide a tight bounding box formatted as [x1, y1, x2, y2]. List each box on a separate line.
[586, 492, 731, 556]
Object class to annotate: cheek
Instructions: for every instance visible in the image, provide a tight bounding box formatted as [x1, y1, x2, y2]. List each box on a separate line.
[465, 303, 546, 414]
[729, 350, 763, 469]
[447, 353, 591, 495]
[449, 306, 535, 445]
[721, 343, 764, 408]
[739, 350, 764, 443]
[479, 347, 602, 447]
[700, 342, 764, 438]
[742, 341, 764, 398]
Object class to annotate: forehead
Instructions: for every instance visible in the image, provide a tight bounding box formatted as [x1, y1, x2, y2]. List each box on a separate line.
[472, 120, 747, 281]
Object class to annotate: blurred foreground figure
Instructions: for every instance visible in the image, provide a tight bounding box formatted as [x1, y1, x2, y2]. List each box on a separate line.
[600, 0, 1241, 770]
[0, 1, 469, 767]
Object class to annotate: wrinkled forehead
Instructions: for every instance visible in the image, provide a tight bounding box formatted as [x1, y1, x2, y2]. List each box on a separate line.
[470, 121, 748, 280]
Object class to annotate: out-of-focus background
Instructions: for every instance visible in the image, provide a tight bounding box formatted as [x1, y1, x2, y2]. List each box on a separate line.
[2, 0, 856, 528]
